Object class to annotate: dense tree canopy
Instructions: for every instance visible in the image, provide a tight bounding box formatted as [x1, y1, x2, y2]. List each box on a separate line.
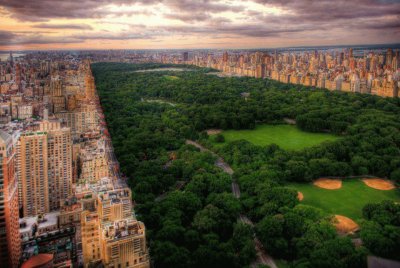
[93, 62, 400, 267]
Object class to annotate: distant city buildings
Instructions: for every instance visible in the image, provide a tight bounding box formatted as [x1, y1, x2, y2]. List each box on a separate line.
[69, 47, 399, 98]
[178, 48, 399, 98]
[0, 52, 150, 267]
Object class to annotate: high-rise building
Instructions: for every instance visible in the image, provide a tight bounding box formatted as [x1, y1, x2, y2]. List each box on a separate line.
[182, 52, 189, 62]
[50, 76, 64, 97]
[386, 48, 393, 67]
[8, 51, 13, 66]
[222, 51, 229, 63]
[39, 120, 73, 211]
[0, 130, 21, 268]
[85, 73, 96, 100]
[15, 63, 21, 91]
[55, 105, 99, 138]
[392, 56, 398, 71]
[255, 64, 265, 78]
[80, 153, 109, 182]
[17, 132, 49, 217]
[81, 211, 101, 265]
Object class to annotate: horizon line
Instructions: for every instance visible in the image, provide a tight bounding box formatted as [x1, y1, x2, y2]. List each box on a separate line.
[1, 42, 400, 53]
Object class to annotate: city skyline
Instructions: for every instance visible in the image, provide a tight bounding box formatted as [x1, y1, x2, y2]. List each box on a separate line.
[0, 0, 399, 50]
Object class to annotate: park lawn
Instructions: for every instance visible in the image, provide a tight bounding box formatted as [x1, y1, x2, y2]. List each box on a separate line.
[287, 179, 400, 221]
[163, 75, 180, 80]
[211, 124, 339, 151]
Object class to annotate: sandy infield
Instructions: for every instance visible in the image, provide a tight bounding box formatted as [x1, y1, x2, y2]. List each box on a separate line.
[297, 191, 304, 201]
[313, 178, 342, 190]
[362, 178, 395, 190]
[333, 215, 359, 234]
[206, 129, 222, 135]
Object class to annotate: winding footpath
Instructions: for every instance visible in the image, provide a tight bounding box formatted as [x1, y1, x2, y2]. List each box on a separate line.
[185, 140, 278, 268]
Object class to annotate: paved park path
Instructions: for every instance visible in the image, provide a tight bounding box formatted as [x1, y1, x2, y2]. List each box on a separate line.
[186, 140, 278, 268]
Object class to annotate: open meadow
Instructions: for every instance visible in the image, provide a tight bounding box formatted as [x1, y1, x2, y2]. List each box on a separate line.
[211, 124, 339, 150]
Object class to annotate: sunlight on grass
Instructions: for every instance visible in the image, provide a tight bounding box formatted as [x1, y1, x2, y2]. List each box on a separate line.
[211, 124, 338, 150]
[288, 179, 400, 221]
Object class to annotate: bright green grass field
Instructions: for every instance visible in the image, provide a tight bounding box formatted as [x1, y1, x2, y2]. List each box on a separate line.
[288, 179, 400, 221]
[212, 124, 339, 150]
[163, 75, 180, 80]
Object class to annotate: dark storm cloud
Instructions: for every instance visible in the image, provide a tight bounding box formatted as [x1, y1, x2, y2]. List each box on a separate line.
[34, 23, 93, 30]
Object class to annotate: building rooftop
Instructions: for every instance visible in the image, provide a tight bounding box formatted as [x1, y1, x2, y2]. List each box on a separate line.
[19, 211, 60, 235]
[21, 253, 54, 268]
[0, 128, 11, 144]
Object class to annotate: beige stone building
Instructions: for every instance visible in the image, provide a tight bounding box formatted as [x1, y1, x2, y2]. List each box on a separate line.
[55, 105, 98, 138]
[373, 79, 399, 97]
[80, 153, 109, 183]
[79, 178, 150, 268]
[39, 120, 73, 211]
[17, 132, 49, 217]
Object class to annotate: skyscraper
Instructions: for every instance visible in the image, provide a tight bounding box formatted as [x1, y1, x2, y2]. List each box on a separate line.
[386, 48, 393, 67]
[17, 132, 49, 217]
[15, 63, 21, 92]
[0, 130, 21, 268]
[85, 73, 95, 100]
[39, 120, 73, 211]
[223, 51, 229, 63]
[182, 51, 189, 62]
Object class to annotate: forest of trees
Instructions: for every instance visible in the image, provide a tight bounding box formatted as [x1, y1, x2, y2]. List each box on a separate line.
[92, 62, 400, 267]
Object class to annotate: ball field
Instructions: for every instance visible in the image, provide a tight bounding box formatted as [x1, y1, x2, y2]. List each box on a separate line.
[288, 179, 400, 221]
[211, 124, 339, 150]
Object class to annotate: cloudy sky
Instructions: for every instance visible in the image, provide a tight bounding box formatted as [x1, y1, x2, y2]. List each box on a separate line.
[0, 0, 399, 50]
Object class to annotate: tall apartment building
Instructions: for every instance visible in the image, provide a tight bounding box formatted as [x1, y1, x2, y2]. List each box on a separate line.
[80, 153, 109, 183]
[50, 76, 64, 97]
[55, 105, 98, 138]
[0, 130, 21, 268]
[81, 211, 101, 265]
[85, 73, 96, 100]
[17, 131, 49, 217]
[39, 120, 73, 211]
[17, 120, 73, 215]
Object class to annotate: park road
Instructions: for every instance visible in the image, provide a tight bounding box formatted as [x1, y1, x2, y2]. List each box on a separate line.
[185, 140, 278, 268]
